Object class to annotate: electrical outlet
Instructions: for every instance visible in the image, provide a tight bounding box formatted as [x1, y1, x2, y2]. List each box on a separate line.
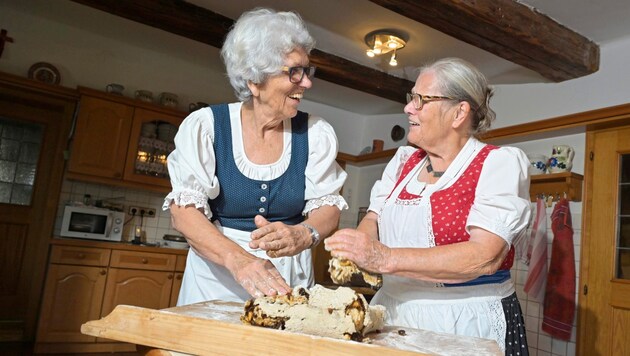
[128, 206, 156, 218]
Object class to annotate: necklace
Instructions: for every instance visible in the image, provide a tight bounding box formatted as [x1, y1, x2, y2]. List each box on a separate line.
[426, 158, 445, 177]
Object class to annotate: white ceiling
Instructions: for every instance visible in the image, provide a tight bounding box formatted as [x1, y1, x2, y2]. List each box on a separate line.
[184, 0, 630, 115]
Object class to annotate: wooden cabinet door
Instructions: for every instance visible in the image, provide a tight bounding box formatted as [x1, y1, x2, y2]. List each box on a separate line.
[579, 126, 630, 355]
[68, 96, 134, 179]
[123, 107, 183, 188]
[100, 268, 173, 324]
[170, 272, 184, 307]
[36, 264, 107, 343]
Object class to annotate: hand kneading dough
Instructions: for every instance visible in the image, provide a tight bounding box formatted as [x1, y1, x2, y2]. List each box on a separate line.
[241, 284, 385, 341]
[329, 257, 383, 289]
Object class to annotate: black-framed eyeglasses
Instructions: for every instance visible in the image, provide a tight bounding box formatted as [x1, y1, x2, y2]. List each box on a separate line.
[406, 92, 453, 110]
[280, 66, 316, 83]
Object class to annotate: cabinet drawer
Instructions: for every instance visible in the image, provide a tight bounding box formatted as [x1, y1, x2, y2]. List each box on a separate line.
[110, 250, 176, 271]
[50, 245, 111, 267]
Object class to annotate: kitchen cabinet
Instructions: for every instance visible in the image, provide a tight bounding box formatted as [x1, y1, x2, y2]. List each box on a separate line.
[67, 95, 134, 179]
[35, 245, 110, 344]
[99, 250, 176, 320]
[35, 239, 187, 353]
[66, 87, 186, 192]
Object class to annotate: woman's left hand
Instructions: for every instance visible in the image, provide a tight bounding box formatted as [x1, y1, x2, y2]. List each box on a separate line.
[324, 228, 390, 274]
[250, 215, 311, 258]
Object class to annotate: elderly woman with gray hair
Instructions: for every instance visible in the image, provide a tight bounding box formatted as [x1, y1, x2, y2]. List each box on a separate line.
[326, 58, 531, 355]
[164, 8, 347, 304]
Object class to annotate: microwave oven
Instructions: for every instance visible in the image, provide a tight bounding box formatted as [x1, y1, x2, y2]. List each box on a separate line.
[60, 205, 125, 242]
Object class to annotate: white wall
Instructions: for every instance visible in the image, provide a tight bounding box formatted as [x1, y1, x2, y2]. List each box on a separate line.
[492, 36, 630, 127]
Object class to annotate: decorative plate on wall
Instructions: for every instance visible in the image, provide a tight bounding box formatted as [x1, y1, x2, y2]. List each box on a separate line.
[28, 62, 61, 85]
[391, 125, 406, 142]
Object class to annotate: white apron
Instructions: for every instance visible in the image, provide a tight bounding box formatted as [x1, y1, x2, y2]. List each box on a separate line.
[177, 223, 313, 305]
[370, 157, 510, 351]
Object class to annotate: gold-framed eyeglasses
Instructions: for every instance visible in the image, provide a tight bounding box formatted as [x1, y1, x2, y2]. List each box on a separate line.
[280, 66, 316, 83]
[406, 93, 453, 110]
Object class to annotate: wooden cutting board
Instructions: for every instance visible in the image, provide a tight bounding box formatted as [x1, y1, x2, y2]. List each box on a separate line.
[81, 301, 501, 356]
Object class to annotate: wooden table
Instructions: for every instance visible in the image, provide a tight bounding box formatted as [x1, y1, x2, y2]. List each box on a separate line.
[81, 301, 501, 356]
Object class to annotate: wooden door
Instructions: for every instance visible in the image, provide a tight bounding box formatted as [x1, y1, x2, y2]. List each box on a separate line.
[579, 126, 630, 355]
[67, 95, 134, 179]
[100, 268, 173, 325]
[0, 79, 75, 341]
[122, 107, 182, 188]
[35, 264, 107, 343]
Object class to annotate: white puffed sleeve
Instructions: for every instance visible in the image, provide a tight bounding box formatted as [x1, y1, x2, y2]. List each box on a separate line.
[368, 146, 419, 215]
[303, 116, 349, 214]
[466, 146, 532, 245]
[162, 108, 219, 218]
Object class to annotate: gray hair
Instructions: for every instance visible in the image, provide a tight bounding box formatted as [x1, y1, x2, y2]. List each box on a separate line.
[420, 57, 496, 136]
[221, 8, 315, 102]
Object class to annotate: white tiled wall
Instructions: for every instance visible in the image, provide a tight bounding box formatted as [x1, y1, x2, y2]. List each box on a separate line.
[53, 179, 180, 244]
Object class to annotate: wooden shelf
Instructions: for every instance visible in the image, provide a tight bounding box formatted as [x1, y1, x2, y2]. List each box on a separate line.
[336, 148, 397, 167]
[529, 172, 583, 202]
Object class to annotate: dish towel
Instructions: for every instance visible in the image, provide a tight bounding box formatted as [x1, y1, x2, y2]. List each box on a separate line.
[542, 198, 576, 340]
[523, 197, 548, 303]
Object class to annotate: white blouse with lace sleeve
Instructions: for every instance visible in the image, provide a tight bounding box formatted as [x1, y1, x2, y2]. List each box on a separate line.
[163, 102, 348, 218]
[367, 139, 531, 245]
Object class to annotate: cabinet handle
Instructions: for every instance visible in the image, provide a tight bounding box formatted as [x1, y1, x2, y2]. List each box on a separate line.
[168, 274, 173, 280]
[176, 274, 183, 280]
[100, 269, 107, 275]
[77, 253, 85, 259]
[114, 172, 122, 178]
[141, 258, 148, 264]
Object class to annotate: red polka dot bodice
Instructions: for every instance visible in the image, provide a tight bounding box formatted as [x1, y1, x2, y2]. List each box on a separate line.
[388, 145, 515, 271]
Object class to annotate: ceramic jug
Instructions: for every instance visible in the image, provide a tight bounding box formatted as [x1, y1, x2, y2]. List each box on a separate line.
[526, 153, 548, 175]
[189, 101, 209, 112]
[135, 90, 153, 103]
[159, 92, 179, 108]
[548, 145, 575, 173]
[106, 83, 124, 95]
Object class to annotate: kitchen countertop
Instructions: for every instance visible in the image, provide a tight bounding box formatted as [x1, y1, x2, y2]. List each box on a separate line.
[50, 236, 189, 255]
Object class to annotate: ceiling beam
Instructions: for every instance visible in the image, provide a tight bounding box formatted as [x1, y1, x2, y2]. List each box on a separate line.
[369, 0, 599, 82]
[70, 0, 412, 104]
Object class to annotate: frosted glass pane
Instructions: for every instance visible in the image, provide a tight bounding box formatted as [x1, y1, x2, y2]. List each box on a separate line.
[0, 117, 44, 206]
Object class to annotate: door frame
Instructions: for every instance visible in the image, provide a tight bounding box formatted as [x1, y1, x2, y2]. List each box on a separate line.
[0, 73, 77, 340]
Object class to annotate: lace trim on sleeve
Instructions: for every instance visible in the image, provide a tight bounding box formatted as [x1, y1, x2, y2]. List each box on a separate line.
[163, 189, 212, 218]
[302, 194, 348, 215]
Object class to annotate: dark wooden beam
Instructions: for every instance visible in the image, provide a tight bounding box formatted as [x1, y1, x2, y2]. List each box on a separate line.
[70, 0, 411, 103]
[369, 0, 599, 82]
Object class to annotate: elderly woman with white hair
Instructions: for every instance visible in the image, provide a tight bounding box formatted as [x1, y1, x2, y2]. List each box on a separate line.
[326, 58, 531, 355]
[164, 8, 347, 304]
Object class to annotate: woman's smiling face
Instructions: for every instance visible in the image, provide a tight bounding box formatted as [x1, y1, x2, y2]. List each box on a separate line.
[405, 71, 453, 148]
[254, 47, 313, 121]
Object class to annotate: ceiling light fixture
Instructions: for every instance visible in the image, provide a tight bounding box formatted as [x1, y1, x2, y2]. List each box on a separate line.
[365, 30, 407, 67]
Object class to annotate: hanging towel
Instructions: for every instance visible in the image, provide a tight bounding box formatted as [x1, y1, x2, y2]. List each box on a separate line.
[523, 197, 548, 303]
[542, 198, 576, 340]
[516, 198, 538, 265]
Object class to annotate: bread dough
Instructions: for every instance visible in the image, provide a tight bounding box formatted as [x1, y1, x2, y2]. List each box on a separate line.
[329, 257, 383, 289]
[241, 284, 385, 341]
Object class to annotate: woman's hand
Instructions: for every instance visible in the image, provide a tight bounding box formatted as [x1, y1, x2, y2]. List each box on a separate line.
[225, 251, 290, 298]
[249, 215, 311, 258]
[324, 228, 391, 274]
